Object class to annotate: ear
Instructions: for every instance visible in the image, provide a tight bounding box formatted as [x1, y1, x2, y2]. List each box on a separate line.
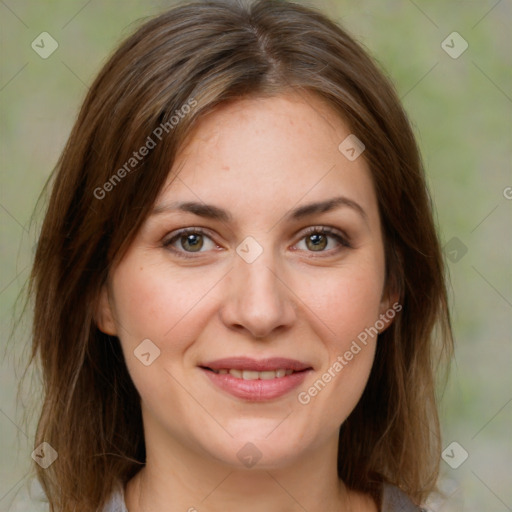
[95, 284, 118, 336]
[377, 287, 401, 334]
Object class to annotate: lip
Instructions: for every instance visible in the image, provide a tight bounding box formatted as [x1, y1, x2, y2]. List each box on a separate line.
[201, 357, 311, 372]
[199, 357, 312, 402]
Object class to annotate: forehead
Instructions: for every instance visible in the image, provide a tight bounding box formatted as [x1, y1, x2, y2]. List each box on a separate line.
[178, 92, 349, 169]
[155, 93, 378, 226]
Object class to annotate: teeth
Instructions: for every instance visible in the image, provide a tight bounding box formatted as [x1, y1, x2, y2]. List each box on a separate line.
[214, 368, 295, 380]
[242, 370, 259, 380]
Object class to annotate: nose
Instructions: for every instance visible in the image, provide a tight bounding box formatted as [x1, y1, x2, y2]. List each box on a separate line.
[219, 248, 297, 339]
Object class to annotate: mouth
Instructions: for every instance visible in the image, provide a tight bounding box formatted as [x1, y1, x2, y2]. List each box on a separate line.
[204, 368, 297, 380]
[199, 357, 312, 401]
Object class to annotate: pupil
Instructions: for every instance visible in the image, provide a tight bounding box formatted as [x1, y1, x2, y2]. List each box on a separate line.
[308, 234, 327, 251]
[183, 234, 203, 251]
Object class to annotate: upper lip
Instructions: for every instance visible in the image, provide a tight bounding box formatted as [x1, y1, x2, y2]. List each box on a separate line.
[200, 357, 312, 372]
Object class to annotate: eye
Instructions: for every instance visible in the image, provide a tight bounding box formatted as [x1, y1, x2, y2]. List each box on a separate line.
[163, 226, 351, 259]
[163, 227, 218, 258]
[294, 226, 351, 254]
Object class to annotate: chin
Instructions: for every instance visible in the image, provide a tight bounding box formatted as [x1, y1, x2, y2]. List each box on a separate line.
[191, 422, 307, 470]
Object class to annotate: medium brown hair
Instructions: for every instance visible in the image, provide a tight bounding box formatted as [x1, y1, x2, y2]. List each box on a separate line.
[28, 0, 453, 509]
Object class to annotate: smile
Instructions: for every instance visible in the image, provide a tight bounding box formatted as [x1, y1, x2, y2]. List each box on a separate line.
[200, 357, 312, 401]
[208, 368, 295, 379]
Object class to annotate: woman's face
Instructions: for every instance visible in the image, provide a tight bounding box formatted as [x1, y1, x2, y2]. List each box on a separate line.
[98, 93, 395, 470]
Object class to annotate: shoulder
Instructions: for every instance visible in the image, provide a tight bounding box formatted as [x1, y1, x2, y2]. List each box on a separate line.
[381, 483, 427, 512]
[100, 481, 128, 512]
[101, 481, 427, 512]
[7, 477, 128, 512]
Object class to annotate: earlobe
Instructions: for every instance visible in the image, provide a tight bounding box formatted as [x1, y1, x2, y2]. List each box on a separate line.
[379, 290, 400, 314]
[95, 285, 118, 335]
[378, 289, 401, 334]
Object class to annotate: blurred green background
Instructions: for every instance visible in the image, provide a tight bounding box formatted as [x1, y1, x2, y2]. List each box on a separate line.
[1, 0, 510, 510]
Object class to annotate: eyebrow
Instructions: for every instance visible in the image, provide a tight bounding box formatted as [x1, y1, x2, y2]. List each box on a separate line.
[151, 196, 367, 223]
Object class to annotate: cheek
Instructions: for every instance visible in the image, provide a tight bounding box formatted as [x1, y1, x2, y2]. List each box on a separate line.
[109, 261, 217, 409]
[309, 274, 381, 373]
[295, 285, 379, 436]
[111, 259, 219, 341]
[301, 260, 385, 349]
[291, 257, 384, 417]
[108, 260, 204, 381]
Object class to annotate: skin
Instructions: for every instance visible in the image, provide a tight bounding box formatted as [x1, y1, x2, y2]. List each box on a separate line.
[97, 92, 396, 511]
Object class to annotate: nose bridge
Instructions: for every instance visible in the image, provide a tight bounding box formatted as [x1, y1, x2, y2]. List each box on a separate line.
[241, 251, 281, 304]
[221, 238, 296, 338]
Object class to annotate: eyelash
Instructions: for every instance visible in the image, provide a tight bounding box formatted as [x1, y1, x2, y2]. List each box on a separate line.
[162, 226, 351, 259]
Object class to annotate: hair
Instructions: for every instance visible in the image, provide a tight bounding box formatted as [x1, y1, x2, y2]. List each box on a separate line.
[27, 0, 453, 509]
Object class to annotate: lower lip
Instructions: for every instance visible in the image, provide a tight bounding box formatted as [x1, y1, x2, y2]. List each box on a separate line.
[201, 368, 310, 401]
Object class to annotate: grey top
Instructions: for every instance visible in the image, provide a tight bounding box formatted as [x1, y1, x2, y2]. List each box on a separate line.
[102, 482, 127, 512]
[102, 482, 424, 511]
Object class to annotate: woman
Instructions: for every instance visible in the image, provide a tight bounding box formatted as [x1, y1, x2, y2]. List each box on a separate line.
[29, 0, 452, 510]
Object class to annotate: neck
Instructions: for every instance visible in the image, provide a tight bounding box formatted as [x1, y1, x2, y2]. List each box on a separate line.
[124, 406, 378, 512]
[124, 433, 370, 512]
